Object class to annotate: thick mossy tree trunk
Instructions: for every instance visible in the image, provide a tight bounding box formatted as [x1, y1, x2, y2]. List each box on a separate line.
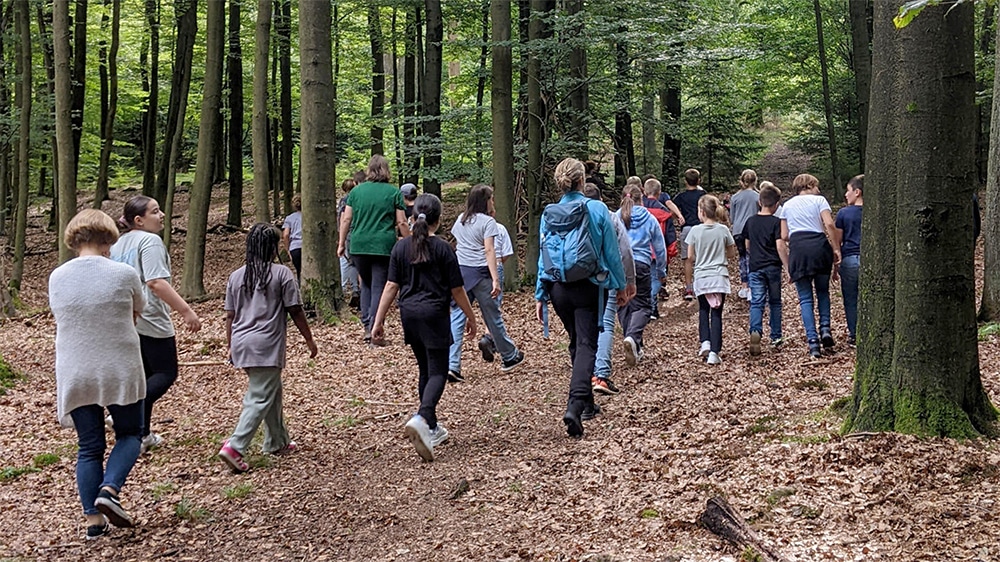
[180, 0, 223, 299]
[980, 26, 1000, 322]
[298, 0, 340, 318]
[491, 0, 517, 290]
[846, 1, 996, 438]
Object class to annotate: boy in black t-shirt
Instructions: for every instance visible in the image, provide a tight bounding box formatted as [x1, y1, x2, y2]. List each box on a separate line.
[673, 168, 706, 300]
[743, 182, 789, 355]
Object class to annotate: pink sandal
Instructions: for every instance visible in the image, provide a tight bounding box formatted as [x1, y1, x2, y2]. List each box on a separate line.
[218, 440, 249, 473]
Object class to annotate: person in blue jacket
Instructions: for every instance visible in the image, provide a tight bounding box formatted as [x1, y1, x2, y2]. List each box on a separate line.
[535, 157, 628, 438]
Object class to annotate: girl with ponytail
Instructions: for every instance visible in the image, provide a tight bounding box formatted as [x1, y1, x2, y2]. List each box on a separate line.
[372, 194, 477, 462]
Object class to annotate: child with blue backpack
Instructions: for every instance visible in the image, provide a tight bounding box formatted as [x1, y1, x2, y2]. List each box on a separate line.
[616, 185, 666, 366]
[536, 158, 627, 438]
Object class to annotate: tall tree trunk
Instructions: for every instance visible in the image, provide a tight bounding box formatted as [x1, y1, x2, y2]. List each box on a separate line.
[660, 68, 681, 185]
[154, 0, 197, 207]
[298, 0, 340, 314]
[0, 4, 12, 237]
[849, 0, 871, 171]
[613, 27, 635, 185]
[70, 0, 86, 174]
[525, 0, 552, 278]
[140, 0, 159, 196]
[421, 0, 442, 197]
[976, 3, 995, 186]
[180, 0, 223, 299]
[391, 7, 401, 172]
[11, 0, 30, 288]
[94, 0, 119, 208]
[252, 0, 271, 223]
[566, 0, 587, 159]
[515, 0, 529, 146]
[402, 4, 418, 184]
[641, 66, 655, 176]
[95, 0, 108, 204]
[474, 2, 488, 170]
[53, 0, 75, 264]
[369, 2, 385, 156]
[814, 0, 840, 193]
[278, 0, 292, 215]
[36, 2, 57, 226]
[846, 0, 996, 437]
[979, 25, 1000, 322]
[491, 0, 517, 290]
[226, 0, 244, 228]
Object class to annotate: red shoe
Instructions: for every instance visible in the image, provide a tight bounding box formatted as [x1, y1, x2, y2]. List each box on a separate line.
[218, 440, 249, 473]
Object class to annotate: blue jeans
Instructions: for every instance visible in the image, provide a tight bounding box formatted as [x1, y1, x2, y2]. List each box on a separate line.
[594, 289, 618, 379]
[495, 264, 505, 307]
[449, 276, 517, 372]
[748, 266, 783, 340]
[840, 254, 859, 339]
[70, 401, 143, 515]
[340, 255, 359, 294]
[794, 274, 831, 343]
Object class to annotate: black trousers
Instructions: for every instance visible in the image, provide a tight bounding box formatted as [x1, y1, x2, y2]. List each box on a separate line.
[138, 335, 178, 437]
[698, 294, 726, 353]
[550, 280, 601, 403]
[618, 261, 652, 348]
[352, 254, 390, 330]
[410, 339, 448, 430]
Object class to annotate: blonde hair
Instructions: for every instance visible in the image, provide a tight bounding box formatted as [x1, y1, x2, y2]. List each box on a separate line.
[739, 169, 758, 189]
[65, 209, 119, 250]
[643, 178, 662, 197]
[792, 173, 820, 194]
[698, 194, 728, 224]
[625, 176, 642, 187]
[554, 158, 586, 192]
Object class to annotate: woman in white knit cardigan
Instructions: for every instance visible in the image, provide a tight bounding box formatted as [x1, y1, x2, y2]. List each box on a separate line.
[48, 209, 147, 539]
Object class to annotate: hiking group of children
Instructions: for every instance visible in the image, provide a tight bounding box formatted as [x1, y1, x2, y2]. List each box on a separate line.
[48, 151, 863, 538]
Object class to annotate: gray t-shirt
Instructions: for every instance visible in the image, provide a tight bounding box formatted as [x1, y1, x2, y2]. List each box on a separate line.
[688, 223, 735, 280]
[451, 212, 500, 268]
[110, 229, 175, 338]
[49, 256, 147, 427]
[729, 189, 760, 236]
[283, 211, 303, 251]
[225, 264, 301, 369]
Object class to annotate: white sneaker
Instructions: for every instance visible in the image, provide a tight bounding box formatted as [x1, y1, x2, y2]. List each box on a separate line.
[737, 287, 748, 299]
[105, 415, 114, 431]
[706, 351, 722, 365]
[699, 341, 711, 357]
[623, 336, 638, 366]
[140, 433, 163, 455]
[404, 415, 434, 461]
[429, 423, 449, 448]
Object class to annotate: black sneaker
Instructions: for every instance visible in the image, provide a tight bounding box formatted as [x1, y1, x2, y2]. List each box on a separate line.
[86, 521, 109, 540]
[581, 402, 602, 421]
[649, 308, 660, 320]
[446, 369, 465, 383]
[808, 339, 822, 359]
[500, 350, 526, 373]
[478, 335, 496, 363]
[563, 401, 584, 438]
[820, 328, 835, 349]
[94, 489, 134, 528]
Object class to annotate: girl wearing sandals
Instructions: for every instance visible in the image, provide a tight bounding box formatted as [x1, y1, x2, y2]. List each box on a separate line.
[218, 224, 318, 472]
[111, 195, 202, 454]
[50, 210, 147, 538]
[371, 194, 477, 461]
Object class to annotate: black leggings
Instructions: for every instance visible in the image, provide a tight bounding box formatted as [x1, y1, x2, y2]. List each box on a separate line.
[697, 295, 726, 353]
[410, 339, 449, 430]
[549, 280, 601, 403]
[139, 335, 178, 437]
[290, 248, 302, 278]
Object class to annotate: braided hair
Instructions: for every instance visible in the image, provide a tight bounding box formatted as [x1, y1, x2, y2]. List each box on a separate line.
[243, 223, 280, 294]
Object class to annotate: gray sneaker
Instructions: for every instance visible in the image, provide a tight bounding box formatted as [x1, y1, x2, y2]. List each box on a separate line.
[404, 415, 434, 461]
[140, 433, 163, 455]
[623, 336, 638, 366]
[429, 424, 449, 448]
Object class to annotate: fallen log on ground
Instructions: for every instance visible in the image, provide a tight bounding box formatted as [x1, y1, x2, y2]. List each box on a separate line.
[698, 496, 789, 562]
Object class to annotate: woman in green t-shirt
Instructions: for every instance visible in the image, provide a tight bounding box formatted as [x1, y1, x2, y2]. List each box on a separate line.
[337, 155, 411, 344]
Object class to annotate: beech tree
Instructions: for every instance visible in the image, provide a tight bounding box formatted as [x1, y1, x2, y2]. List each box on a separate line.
[53, 0, 76, 264]
[252, 0, 271, 223]
[846, 1, 996, 438]
[11, 0, 30, 288]
[491, 0, 517, 290]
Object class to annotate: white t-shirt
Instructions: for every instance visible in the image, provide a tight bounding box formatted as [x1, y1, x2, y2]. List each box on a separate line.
[451, 213, 499, 267]
[777, 194, 830, 236]
[494, 222, 514, 265]
[110, 229, 176, 338]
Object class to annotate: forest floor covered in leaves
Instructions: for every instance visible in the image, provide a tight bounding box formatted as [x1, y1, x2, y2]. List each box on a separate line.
[2, 184, 1000, 562]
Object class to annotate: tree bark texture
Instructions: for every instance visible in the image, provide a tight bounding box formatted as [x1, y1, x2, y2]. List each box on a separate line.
[11, 0, 30, 288]
[369, 2, 385, 157]
[613, 28, 635, 185]
[402, 4, 418, 184]
[70, 0, 86, 174]
[226, 0, 244, 228]
[298, 0, 341, 315]
[491, 0, 517, 290]
[474, 2, 488, 170]
[660, 70, 681, 185]
[277, 0, 292, 215]
[813, 0, 840, 195]
[94, 0, 119, 209]
[566, 0, 587, 159]
[154, 0, 197, 208]
[0, 6, 10, 236]
[525, 0, 553, 278]
[847, 1, 996, 437]
[981, 20, 1000, 322]
[849, 0, 870, 171]
[140, 0, 158, 197]
[53, 0, 75, 264]
[421, 0, 442, 197]
[252, 0, 272, 223]
[181, 0, 224, 299]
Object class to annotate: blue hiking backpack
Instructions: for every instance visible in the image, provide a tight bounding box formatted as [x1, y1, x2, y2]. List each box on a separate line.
[539, 199, 608, 285]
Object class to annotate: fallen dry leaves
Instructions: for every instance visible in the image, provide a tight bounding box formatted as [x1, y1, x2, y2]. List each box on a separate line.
[0, 187, 999, 561]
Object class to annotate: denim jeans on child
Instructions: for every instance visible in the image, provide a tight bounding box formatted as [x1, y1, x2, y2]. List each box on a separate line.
[839, 255, 860, 339]
[594, 289, 618, 379]
[748, 265, 783, 340]
[340, 255, 359, 295]
[794, 274, 831, 343]
[70, 401, 143, 515]
[449, 276, 517, 373]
